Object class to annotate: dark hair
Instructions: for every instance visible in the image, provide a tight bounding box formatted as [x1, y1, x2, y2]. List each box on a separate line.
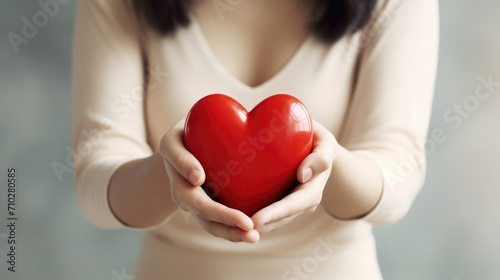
[133, 0, 378, 43]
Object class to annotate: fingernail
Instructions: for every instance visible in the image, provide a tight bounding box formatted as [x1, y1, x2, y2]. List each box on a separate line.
[242, 231, 259, 243]
[188, 169, 201, 185]
[302, 168, 312, 182]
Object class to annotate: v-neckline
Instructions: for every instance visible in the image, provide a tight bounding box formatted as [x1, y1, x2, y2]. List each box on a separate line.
[189, 16, 313, 93]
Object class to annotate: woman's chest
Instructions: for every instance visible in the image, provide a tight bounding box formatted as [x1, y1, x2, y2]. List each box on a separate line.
[190, 0, 312, 88]
[143, 24, 359, 151]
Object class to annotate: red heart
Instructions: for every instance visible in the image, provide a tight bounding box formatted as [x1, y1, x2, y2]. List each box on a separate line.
[183, 94, 313, 216]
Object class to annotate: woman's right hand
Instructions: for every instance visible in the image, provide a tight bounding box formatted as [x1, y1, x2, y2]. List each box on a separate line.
[159, 119, 260, 243]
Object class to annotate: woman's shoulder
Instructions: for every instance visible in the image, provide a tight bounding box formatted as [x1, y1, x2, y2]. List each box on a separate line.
[359, 0, 438, 40]
[370, 0, 437, 23]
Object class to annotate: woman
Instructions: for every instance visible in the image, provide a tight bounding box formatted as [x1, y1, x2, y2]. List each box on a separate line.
[72, 0, 438, 279]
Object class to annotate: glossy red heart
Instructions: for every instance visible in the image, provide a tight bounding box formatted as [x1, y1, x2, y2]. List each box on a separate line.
[183, 94, 313, 216]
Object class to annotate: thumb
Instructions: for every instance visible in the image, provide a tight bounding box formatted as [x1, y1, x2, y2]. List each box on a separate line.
[159, 119, 205, 186]
[297, 120, 338, 184]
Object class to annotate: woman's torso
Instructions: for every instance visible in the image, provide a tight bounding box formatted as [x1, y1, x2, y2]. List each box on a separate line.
[136, 2, 382, 279]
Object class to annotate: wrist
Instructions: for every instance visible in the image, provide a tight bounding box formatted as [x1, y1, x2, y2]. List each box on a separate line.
[108, 153, 177, 228]
[322, 147, 383, 220]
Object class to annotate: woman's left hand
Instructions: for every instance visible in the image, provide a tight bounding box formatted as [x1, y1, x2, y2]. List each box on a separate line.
[251, 119, 340, 234]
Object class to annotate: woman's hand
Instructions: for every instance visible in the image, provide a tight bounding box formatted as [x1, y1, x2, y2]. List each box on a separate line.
[251, 120, 339, 234]
[159, 119, 260, 243]
[159, 118, 338, 240]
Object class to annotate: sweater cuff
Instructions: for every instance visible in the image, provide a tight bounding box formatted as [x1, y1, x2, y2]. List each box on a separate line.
[76, 156, 176, 230]
[76, 157, 130, 229]
[357, 152, 412, 226]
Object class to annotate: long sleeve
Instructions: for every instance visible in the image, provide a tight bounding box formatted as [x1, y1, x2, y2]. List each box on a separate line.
[72, 0, 152, 228]
[338, 0, 439, 225]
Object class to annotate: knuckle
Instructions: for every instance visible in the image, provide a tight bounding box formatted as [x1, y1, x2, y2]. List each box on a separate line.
[166, 122, 181, 137]
[313, 197, 322, 206]
[303, 204, 318, 214]
[328, 133, 337, 144]
[161, 128, 177, 144]
[322, 130, 336, 144]
[174, 155, 192, 174]
[308, 193, 322, 207]
[316, 157, 330, 172]
[158, 135, 169, 155]
[160, 127, 183, 156]
[191, 193, 210, 212]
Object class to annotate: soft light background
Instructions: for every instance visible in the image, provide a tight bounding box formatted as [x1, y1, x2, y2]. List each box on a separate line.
[0, 1, 499, 279]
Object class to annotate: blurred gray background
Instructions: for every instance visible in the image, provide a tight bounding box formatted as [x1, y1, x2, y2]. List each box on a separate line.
[0, 1, 499, 279]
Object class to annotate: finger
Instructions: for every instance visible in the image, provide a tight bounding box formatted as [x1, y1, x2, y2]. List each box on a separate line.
[164, 152, 254, 231]
[254, 208, 315, 234]
[159, 119, 205, 186]
[195, 195, 255, 231]
[297, 120, 338, 184]
[175, 181, 254, 231]
[193, 216, 260, 243]
[251, 175, 325, 228]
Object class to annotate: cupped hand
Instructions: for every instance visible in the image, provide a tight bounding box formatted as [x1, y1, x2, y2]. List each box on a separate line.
[251, 119, 339, 234]
[159, 119, 260, 243]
